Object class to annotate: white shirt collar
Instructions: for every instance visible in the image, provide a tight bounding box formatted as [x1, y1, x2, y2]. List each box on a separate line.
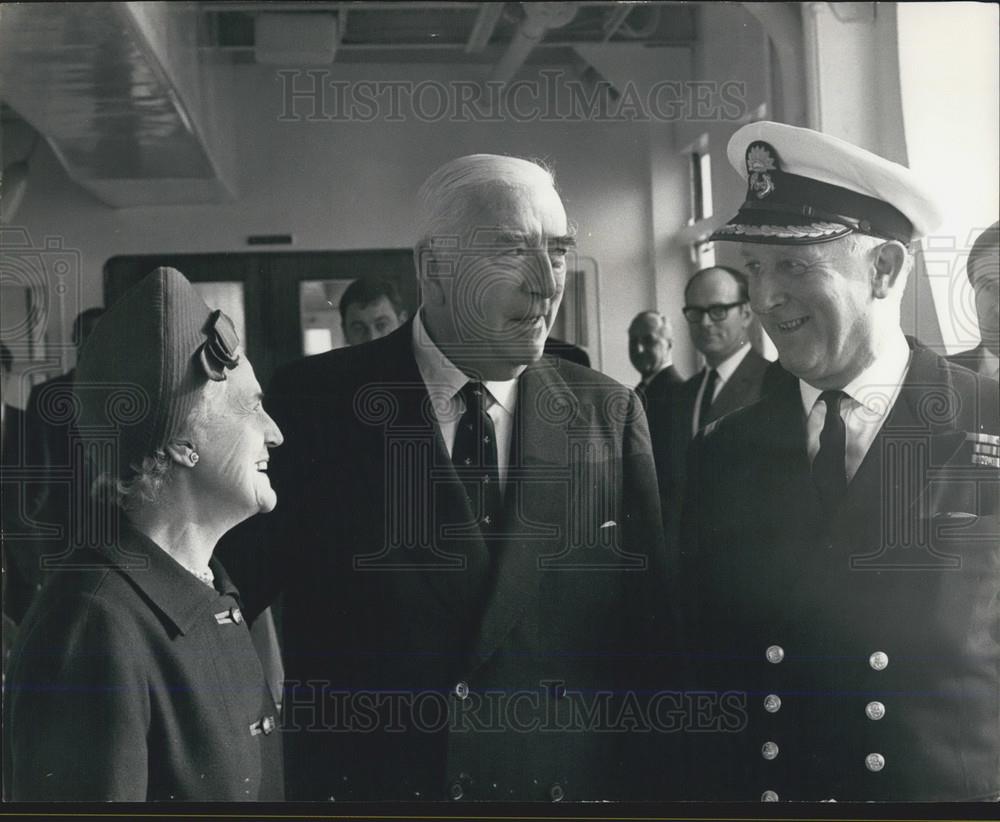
[981, 347, 1000, 380]
[710, 342, 751, 383]
[412, 309, 518, 413]
[799, 330, 910, 418]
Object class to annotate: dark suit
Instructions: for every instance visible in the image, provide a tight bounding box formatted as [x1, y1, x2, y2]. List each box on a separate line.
[2, 373, 78, 624]
[543, 336, 591, 368]
[681, 345, 1000, 800]
[634, 365, 683, 410]
[947, 343, 999, 380]
[220, 321, 673, 801]
[637, 367, 683, 497]
[657, 347, 774, 543]
[2, 403, 34, 624]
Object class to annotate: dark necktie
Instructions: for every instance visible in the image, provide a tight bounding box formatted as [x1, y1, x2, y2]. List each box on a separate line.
[452, 382, 502, 533]
[812, 390, 848, 513]
[697, 368, 719, 431]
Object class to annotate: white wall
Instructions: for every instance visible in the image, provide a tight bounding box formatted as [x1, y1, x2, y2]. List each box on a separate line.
[11, 61, 658, 385]
[654, 4, 774, 375]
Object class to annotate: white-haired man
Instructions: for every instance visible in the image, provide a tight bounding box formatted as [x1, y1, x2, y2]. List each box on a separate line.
[221, 154, 674, 802]
[680, 122, 1000, 801]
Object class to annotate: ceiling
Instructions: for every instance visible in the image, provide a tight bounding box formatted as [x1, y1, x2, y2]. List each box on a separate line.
[201, 2, 696, 63]
[0, 2, 701, 208]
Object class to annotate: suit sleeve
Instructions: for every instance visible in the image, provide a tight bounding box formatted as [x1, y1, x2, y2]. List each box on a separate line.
[6, 593, 150, 800]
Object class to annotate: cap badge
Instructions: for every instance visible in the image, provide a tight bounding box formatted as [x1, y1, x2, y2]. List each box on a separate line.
[198, 309, 241, 381]
[746, 142, 777, 199]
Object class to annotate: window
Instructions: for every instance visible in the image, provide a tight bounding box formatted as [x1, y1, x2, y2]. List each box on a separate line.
[688, 147, 714, 224]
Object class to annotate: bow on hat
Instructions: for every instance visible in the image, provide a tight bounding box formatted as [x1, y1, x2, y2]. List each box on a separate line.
[199, 309, 241, 381]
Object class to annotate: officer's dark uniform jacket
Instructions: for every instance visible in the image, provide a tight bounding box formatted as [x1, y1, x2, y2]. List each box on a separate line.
[3, 523, 282, 801]
[680, 343, 1000, 801]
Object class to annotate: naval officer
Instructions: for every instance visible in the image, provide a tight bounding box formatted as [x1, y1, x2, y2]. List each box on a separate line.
[681, 121, 1000, 801]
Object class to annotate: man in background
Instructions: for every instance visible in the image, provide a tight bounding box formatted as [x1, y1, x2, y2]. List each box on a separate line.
[658, 267, 772, 541]
[948, 221, 998, 379]
[628, 311, 683, 506]
[6, 308, 105, 624]
[339, 278, 409, 346]
[628, 310, 682, 409]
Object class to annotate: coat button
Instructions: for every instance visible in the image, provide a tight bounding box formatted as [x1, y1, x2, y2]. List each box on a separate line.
[761, 790, 779, 801]
[549, 783, 564, 802]
[865, 752, 885, 772]
[261, 715, 275, 735]
[763, 694, 782, 713]
[868, 651, 888, 671]
[231, 606, 243, 625]
[765, 645, 785, 664]
[865, 701, 886, 720]
[449, 781, 464, 800]
[454, 681, 470, 700]
[761, 741, 779, 760]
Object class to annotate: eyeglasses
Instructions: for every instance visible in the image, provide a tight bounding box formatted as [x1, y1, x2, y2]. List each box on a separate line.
[682, 301, 747, 323]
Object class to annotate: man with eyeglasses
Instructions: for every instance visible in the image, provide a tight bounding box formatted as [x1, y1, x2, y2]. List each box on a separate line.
[656, 266, 773, 544]
[679, 121, 999, 801]
[680, 266, 773, 437]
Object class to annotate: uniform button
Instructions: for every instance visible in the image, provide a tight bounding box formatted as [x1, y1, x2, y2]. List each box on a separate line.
[869, 651, 888, 671]
[231, 606, 243, 625]
[549, 783, 564, 802]
[865, 701, 886, 720]
[454, 681, 470, 700]
[763, 694, 782, 713]
[261, 715, 275, 735]
[865, 752, 885, 772]
[761, 741, 779, 760]
[765, 645, 785, 664]
[761, 790, 779, 802]
[448, 781, 464, 800]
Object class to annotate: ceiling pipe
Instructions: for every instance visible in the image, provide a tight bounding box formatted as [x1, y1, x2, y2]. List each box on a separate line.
[491, 2, 578, 83]
[600, 4, 633, 42]
[465, 2, 505, 53]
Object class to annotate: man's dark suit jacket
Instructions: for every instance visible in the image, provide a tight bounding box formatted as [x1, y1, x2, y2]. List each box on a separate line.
[634, 365, 683, 410]
[681, 344, 1000, 800]
[656, 347, 774, 544]
[543, 336, 591, 368]
[3, 373, 77, 624]
[636, 366, 683, 497]
[2, 403, 34, 624]
[220, 320, 674, 802]
[947, 343, 998, 379]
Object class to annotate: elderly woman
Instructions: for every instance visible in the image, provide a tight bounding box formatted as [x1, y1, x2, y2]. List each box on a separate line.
[3, 268, 284, 800]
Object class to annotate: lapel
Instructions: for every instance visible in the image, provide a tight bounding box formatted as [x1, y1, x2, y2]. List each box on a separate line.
[763, 370, 816, 497]
[710, 349, 763, 421]
[840, 346, 971, 560]
[467, 358, 589, 670]
[349, 323, 492, 614]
